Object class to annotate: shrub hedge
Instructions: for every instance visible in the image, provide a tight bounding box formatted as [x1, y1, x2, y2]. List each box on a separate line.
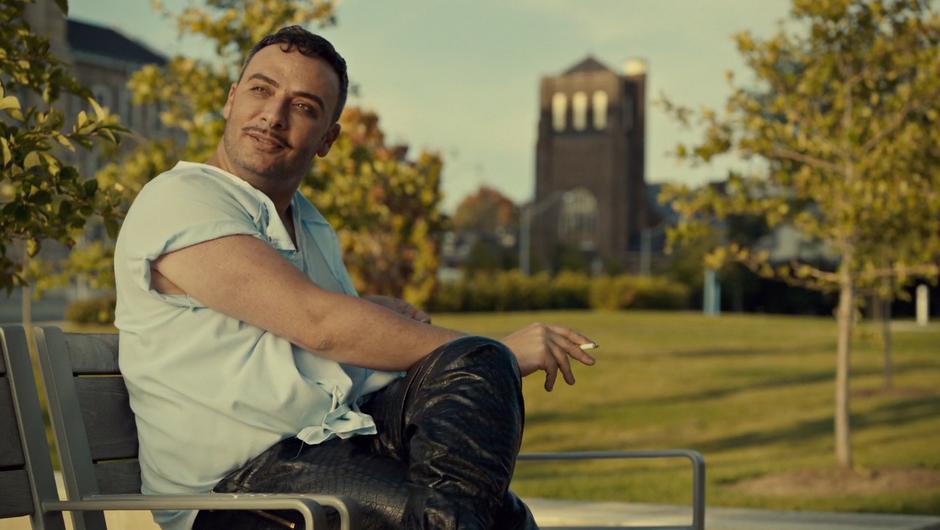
[65, 295, 116, 325]
[427, 271, 689, 312]
[65, 271, 690, 324]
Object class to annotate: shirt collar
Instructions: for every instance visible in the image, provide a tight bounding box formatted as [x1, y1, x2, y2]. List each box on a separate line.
[174, 161, 331, 227]
[292, 191, 331, 227]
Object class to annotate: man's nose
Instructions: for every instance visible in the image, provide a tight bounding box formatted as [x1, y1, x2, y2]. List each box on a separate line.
[259, 97, 289, 129]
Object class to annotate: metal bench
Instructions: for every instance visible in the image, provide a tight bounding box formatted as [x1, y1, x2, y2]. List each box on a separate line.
[31, 326, 705, 530]
[1, 325, 67, 530]
[1, 324, 352, 530]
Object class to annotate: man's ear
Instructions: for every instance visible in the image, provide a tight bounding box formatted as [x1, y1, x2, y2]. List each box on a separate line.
[222, 83, 237, 120]
[316, 123, 342, 157]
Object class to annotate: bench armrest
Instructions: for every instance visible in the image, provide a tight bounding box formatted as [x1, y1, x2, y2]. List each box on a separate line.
[44, 492, 358, 530]
[517, 449, 705, 530]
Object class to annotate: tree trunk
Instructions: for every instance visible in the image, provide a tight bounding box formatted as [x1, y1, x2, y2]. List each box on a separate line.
[835, 267, 855, 469]
[22, 285, 32, 331]
[21, 256, 36, 358]
[881, 275, 894, 390]
[880, 297, 893, 389]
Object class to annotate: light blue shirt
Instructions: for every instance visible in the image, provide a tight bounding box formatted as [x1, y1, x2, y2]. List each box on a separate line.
[113, 161, 401, 530]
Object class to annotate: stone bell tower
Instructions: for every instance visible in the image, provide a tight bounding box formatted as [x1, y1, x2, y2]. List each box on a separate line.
[532, 56, 655, 271]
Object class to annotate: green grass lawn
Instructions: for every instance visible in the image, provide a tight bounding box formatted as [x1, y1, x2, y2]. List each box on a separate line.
[62, 311, 939, 514]
[432, 311, 940, 515]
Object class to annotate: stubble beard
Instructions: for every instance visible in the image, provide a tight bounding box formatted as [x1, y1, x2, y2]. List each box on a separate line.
[221, 125, 292, 182]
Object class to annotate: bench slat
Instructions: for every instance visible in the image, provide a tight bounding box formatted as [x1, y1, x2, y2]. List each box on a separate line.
[0, 469, 33, 518]
[0, 377, 25, 469]
[67, 334, 121, 374]
[2, 326, 66, 529]
[75, 377, 138, 461]
[94, 460, 142, 495]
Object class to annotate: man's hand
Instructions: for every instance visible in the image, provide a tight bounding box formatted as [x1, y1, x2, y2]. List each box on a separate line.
[501, 323, 596, 392]
[364, 295, 432, 324]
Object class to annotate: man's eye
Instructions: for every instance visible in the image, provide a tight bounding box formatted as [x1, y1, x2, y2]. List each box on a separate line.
[294, 103, 315, 115]
[250, 86, 270, 95]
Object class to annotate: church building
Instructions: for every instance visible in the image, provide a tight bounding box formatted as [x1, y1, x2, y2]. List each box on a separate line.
[532, 56, 660, 272]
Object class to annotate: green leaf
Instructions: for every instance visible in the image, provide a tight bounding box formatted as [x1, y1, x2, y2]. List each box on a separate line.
[40, 153, 60, 174]
[101, 128, 117, 144]
[89, 97, 106, 120]
[59, 166, 79, 182]
[104, 218, 120, 240]
[26, 239, 40, 258]
[14, 204, 29, 222]
[0, 138, 11, 167]
[0, 96, 19, 112]
[55, 134, 75, 152]
[23, 152, 42, 169]
[32, 190, 52, 205]
[83, 179, 99, 197]
[58, 201, 73, 218]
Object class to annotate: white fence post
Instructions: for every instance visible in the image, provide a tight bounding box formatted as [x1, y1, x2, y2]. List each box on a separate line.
[916, 284, 929, 326]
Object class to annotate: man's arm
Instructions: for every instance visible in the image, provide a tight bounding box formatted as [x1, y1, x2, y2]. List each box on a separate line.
[362, 295, 432, 324]
[153, 234, 462, 371]
[154, 234, 596, 387]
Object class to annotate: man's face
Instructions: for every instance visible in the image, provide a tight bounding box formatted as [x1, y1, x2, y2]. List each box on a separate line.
[220, 45, 341, 183]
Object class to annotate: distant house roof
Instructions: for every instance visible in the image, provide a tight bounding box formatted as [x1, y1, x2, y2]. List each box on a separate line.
[67, 19, 166, 66]
[563, 56, 612, 75]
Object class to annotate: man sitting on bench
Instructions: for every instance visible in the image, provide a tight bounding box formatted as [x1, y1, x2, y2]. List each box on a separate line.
[113, 25, 596, 530]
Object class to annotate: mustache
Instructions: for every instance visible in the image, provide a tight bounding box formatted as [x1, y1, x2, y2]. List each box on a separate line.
[242, 126, 291, 148]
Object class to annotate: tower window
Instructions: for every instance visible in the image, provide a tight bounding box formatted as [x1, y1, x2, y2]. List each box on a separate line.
[572, 92, 588, 131]
[552, 92, 567, 131]
[592, 90, 608, 130]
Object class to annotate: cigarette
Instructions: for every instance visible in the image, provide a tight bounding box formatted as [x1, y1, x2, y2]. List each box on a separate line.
[579, 342, 598, 351]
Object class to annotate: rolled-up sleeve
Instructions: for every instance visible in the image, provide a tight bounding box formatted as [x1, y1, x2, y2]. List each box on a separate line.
[116, 171, 263, 306]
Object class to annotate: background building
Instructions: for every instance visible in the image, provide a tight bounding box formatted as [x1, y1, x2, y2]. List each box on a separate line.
[0, 3, 168, 322]
[532, 56, 661, 273]
[25, 1, 169, 176]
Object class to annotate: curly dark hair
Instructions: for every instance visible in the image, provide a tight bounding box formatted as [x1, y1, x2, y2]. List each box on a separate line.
[240, 26, 349, 122]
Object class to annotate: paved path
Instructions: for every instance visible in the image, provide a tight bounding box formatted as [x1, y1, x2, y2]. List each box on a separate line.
[527, 498, 940, 530]
[3, 499, 939, 530]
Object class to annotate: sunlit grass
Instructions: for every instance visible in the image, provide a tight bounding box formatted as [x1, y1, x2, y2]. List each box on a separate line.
[433, 310, 940, 514]
[63, 311, 940, 514]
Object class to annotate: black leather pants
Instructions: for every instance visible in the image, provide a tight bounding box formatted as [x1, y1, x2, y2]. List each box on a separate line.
[193, 336, 538, 530]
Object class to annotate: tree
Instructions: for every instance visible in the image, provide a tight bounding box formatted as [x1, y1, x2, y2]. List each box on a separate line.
[0, 0, 123, 337]
[80, 0, 446, 308]
[452, 186, 519, 235]
[660, 0, 940, 468]
[306, 107, 446, 306]
[452, 186, 520, 273]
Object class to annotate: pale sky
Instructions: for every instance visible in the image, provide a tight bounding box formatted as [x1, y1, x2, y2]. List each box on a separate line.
[69, 0, 792, 212]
